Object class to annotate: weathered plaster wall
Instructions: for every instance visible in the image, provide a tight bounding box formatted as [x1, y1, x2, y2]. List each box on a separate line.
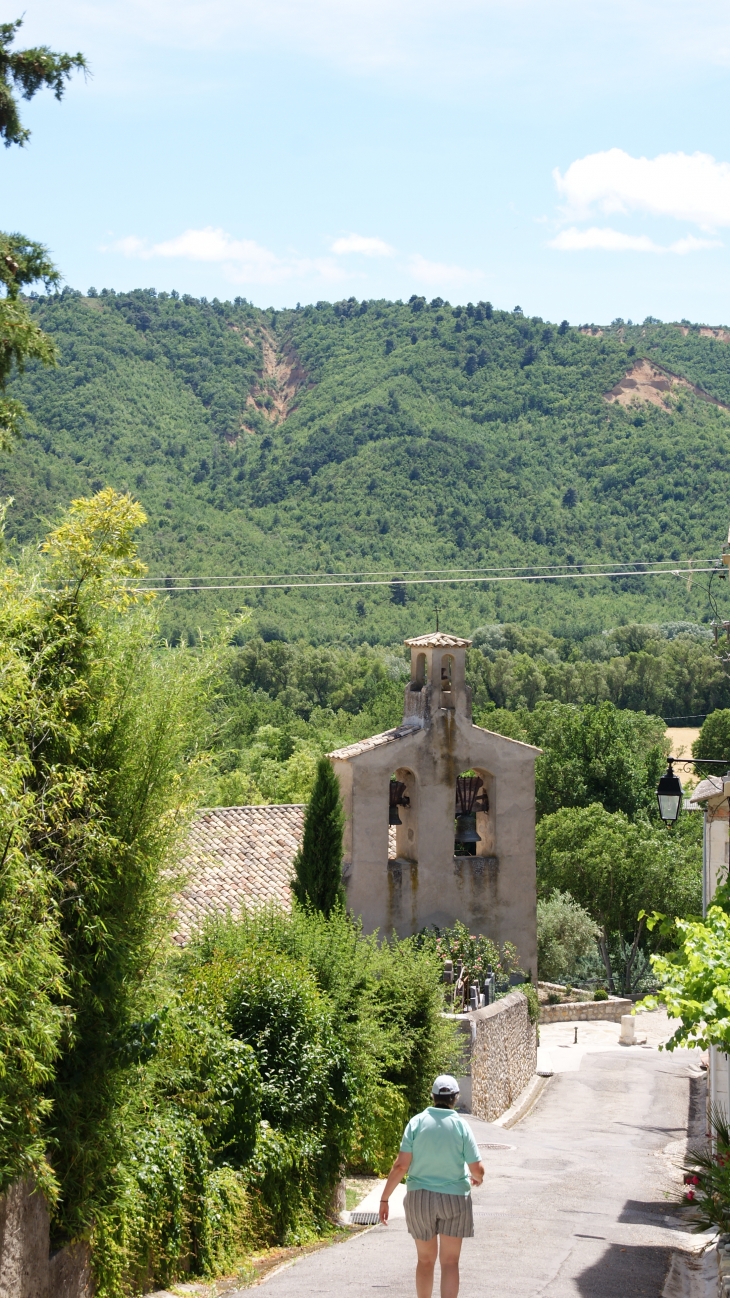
[333, 706, 538, 975]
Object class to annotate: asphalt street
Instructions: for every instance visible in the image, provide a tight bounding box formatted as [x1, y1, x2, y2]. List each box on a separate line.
[253, 1012, 708, 1298]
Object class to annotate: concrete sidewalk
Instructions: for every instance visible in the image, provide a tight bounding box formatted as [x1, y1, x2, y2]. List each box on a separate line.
[246, 1010, 709, 1297]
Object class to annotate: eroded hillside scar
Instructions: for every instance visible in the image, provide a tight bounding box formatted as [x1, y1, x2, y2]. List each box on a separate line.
[244, 328, 310, 429]
[604, 356, 730, 412]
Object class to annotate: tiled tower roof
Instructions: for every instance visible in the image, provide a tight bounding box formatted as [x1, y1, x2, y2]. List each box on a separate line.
[404, 633, 472, 649]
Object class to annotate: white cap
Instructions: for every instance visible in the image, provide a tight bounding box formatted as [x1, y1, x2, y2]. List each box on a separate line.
[431, 1074, 460, 1097]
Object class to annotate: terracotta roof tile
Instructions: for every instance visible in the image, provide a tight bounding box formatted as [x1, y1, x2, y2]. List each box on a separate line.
[404, 633, 472, 649]
[174, 806, 398, 946]
[173, 804, 305, 945]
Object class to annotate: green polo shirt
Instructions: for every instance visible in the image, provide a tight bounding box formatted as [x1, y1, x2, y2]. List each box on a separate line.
[400, 1107, 481, 1197]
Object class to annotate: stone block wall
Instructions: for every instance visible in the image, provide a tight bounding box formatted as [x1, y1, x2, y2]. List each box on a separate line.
[455, 991, 537, 1123]
[539, 996, 632, 1024]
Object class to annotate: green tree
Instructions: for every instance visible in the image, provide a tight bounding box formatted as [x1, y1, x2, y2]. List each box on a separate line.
[536, 803, 701, 991]
[693, 709, 730, 768]
[0, 232, 59, 444]
[536, 889, 600, 983]
[291, 756, 345, 916]
[0, 18, 86, 147]
[524, 701, 666, 820]
[0, 489, 211, 1242]
[0, 19, 85, 444]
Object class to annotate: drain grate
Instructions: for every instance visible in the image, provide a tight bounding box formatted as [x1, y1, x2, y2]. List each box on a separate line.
[478, 1142, 515, 1151]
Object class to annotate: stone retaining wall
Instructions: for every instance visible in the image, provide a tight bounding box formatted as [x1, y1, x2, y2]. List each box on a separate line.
[448, 991, 537, 1123]
[539, 996, 632, 1024]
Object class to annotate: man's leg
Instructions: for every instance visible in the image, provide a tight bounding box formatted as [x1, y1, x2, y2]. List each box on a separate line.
[414, 1236, 438, 1298]
[437, 1234, 464, 1298]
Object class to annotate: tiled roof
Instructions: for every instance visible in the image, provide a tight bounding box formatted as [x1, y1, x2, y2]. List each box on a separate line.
[174, 804, 397, 944]
[173, 804, 305, 945]
[404, 633, 472, 649]
[688, 775, 725, 804]
[329, 727, 404, 760]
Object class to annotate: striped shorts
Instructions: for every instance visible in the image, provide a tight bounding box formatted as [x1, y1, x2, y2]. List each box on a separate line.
[404, 1189, 474, 1240]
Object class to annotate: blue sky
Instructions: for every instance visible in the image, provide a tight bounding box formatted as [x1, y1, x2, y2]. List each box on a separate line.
[5, 0, 730, 321]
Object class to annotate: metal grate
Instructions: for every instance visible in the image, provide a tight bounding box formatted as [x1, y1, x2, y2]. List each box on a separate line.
[478, 1142, 515, 1151]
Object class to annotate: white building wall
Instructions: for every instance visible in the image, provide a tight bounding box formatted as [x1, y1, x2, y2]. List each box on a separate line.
[700, 783, 730, 1124]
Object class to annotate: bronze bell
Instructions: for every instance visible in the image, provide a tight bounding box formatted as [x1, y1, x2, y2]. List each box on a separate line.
[389, 779, 409, 825]
[454, 813, 481, 844]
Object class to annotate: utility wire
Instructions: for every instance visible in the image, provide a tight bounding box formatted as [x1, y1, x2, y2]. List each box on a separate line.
[138, 555, 719, 584]
[134, 564, 716, 594]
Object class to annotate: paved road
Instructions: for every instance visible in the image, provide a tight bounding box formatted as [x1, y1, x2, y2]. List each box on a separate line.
[255, 1013, 708, 1298]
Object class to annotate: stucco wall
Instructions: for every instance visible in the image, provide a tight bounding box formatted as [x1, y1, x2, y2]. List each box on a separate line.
[448, 991, 537, 1123]
[333, 701, 539, 974]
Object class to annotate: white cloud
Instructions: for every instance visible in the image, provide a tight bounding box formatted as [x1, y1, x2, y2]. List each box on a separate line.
[110, 226, 348, 284]
[109, 226, 485, 289]
[331, 234, 395, 257]
[554, 149, 730, 229]
[549, 225, 721, 253]
[670, 233, 723, 254]
[550, 227, 661, 252]
[407, 253, 482, 285]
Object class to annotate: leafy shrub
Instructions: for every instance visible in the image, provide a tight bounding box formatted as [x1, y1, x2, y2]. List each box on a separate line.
[422, 919, 521, 991]
[682, 1107, 730, 1231]
[593, 988, 609, 1001]
[181, 940, 353, 1241]
[537, 889, 600, 983]
[192, 907, 461, 1178]
[513, 981, 540, 1025]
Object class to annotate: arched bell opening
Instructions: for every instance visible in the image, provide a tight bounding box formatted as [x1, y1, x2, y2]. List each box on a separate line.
[454, 770, 492, 857]
[389, 768, 418, 863]
[440, 654, 455, 707]
[410, 652, 427, 692]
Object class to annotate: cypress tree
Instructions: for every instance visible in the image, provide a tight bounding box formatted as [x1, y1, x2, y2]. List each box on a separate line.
[292, 757, 345, 916]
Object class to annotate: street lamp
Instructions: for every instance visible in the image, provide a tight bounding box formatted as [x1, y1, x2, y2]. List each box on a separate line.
[656, 760, 683, 823]
[655, 756, 730, 823]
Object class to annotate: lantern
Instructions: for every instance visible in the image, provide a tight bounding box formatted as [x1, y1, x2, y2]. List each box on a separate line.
[656, 761, 683, 823]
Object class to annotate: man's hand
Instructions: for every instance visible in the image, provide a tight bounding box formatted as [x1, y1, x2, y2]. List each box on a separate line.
[468, 1159, 485, 1187]
[378, 1199, 389, 1225]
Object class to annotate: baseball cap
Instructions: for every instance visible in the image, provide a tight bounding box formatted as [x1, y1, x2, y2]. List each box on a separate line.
[431, 1074, 460, 1097]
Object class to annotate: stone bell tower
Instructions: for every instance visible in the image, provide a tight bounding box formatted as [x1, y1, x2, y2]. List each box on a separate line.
[328, 632, 539, 977]
[402, 633, 472, 724]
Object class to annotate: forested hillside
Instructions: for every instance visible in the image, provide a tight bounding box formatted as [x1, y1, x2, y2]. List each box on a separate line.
[4, 289, 730, 644]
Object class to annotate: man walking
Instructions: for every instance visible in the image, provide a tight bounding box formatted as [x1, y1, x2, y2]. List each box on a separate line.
[378, 1075, 484, 1298]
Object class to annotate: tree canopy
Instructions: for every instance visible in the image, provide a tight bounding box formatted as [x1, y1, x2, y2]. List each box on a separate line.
[536, 802, 701, 990]
[0, 18, 86, 147]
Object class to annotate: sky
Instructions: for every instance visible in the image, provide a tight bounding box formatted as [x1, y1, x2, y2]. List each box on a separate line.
[4, 0, 730, 321]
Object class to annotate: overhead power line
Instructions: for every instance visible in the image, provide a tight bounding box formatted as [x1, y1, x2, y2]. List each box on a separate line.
[135, 564, 715, 594]
[138, 555, 718, 584]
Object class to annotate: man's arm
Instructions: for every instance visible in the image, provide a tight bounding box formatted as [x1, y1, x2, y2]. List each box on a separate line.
[378, 1151, 412, 1224]
[468, 1159, 485, 1187]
